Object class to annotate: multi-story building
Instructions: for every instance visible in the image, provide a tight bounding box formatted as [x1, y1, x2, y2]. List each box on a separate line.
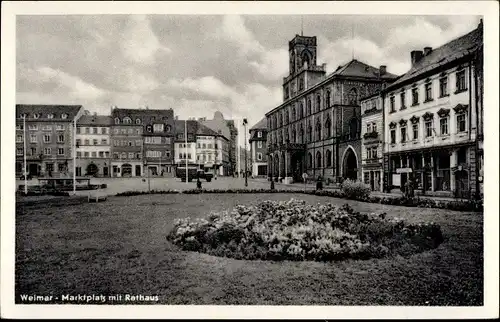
[360, 93, 384, 191]
[75, 112, 112, 177]
[15, 104, 83, 178]
[198, 111, 238, 176]
[195, 123, 230, 176]
[265, 34, 397, 183]
[382, 20, 483, 198]
[249, 117, 268, 177]
[174, 119, 198, 168]
[110, 108, 144, 177]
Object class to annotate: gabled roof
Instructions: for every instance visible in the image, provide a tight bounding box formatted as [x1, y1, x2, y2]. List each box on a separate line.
[196, 123, 220, 137]
[250, 117, 268, 131]
[16, 104, 82, 120]
[111, 107, 174, 119]
[174, 120, 199, 136]
[77, 115, 113, 126]
[331, 59, 398, 80]
[387, 23, 483, 90]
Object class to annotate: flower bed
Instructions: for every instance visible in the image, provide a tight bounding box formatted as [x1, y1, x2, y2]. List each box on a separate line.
[116, 189, 483, 212]
[167, 199, 444, 262]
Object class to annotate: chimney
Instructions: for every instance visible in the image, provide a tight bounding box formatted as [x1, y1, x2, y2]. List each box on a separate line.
[424, 47, 433, 56]
[410, 50, 424, 66]
[379, 65, 387, 76]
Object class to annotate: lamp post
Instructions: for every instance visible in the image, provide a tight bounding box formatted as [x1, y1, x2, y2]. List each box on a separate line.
[243, 118, 248, 187]
[185, 119, 188, 184]
[23, 115, 27, 194]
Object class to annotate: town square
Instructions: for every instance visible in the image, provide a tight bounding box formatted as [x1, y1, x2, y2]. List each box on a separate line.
[3, 2, 498, 319]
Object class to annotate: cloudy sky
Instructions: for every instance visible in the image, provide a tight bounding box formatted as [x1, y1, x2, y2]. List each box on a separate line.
[16, 14, 481, 128]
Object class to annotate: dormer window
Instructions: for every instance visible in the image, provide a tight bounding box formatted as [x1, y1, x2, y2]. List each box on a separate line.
[147, 125, 152, 132]
[114, 118, 120, 124]
[166, 125, 172, 132]
[47, 114, 54, 119]
[135, 118, 141, 124]
[123, 117, 132, 124]
[61, 113, 68, 119]
[33, 113, 40, 119]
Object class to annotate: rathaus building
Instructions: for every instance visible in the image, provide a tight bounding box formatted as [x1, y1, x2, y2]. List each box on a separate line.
[266, 34, 397, 183]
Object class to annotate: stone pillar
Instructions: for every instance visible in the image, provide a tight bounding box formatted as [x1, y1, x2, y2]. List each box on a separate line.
[450, 149, 457, 192]
[469, 147, 477, 195]
[431, 153, 436, 192]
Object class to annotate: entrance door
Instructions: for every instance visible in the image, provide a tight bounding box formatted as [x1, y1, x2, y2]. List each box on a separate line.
[135, 165, 141, 177]
[455, 170, 469, 198]
[29, 164, 38, 177]
[103, 167, 109, 177]
[343, 148, 358, 181]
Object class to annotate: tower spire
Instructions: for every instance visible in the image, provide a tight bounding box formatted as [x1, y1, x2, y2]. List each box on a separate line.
[351, 23, 354, 60]
[301, 16, 304, 36]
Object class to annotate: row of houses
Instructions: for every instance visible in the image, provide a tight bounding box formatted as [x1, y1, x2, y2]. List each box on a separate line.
[250, 19, 483, 198]
[15, 107, 237, 178]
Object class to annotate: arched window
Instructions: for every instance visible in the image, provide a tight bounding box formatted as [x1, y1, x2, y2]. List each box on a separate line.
[326, 90, 331, 108]
[302, 50, 312, 68]
[114, 118, 120, 124]
[273, 115, 277, 129]
[285, 130, 289, 143]
[316, 95, 321, 112]
[315, 120, 321, 140]
[279, 113, 283, 127]
[308, 152, 313, 168]
[135, 118, 141, 124]
[349, 118, 359, 139]
[348, 88, 358, 105]
[123, 117, 132, 124]
[307, 124, 312, 142]
[61, 113, 68, 119]
[121, 152, 127, 159]
[325, 117, 331, 138]
[316, 151, 322, 168]
[166, 125, 171, 132]
[299, 103, 304, 118]
[292, 106, 296, 121]
[326, 150, 332, 167]
[292, 129, 297, 143]
[307, 99, 312, 115]
[285, 110, 289, 124]
[299, 124, 304, 143]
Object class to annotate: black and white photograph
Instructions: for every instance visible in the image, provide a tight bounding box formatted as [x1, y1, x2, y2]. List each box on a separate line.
[1, 1, 498, 319]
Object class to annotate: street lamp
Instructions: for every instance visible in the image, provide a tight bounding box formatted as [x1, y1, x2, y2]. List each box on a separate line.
[243, 118, 248, 187]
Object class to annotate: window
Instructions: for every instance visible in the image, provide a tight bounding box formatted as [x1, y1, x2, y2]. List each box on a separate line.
[43, 134, 51, 143]
[390, 129, 396, 144]
[128, 128, 133, 134]
[257, 152, 262, 161]
[84, 139, 90, 145]
[440, 117, 448, 135]
[425, 120, 433, 137]
[348, 88, 358, 105]
[456, 69, 466, 92]
[412, 87, 419, 105]
[57, 135, 64, 143]
[98, 151, 104, 158]
[457, 114, 467, 132]
[16, 135, 23, 143]
[77, 151, 82, 158]
[401, 126, 407, 143]
[30, 135, 37, 143]
[58, 163, 65, 172]
[136, 128, 142, 135]
[153, 124, 164, 132]
[207, 144, 212, 149]
[307, 125, 312, 142]
[100, 127, 106, 134]
[93, 127, 98, 134]
[128, 141, 133, 147]
[135, 118, 141, 124]
[17, 148, 23, 156]
[16, 124, 23, 130]
[258, 131, 262, 138]
[114, 118, 120, 124]
[188, 153, 192, 159]
[61, 114, 68, 119]
[425, 82, 433, 101]
[316, 95, 321, 112]
[123, 117, 132, 124]
[372, 122, 377, 133]
[105, 152, 110, 158]
[46, 163, 54, 172]
[390, 96, 395, 112]
[114, 128, 119, 134]
[120, 152, 126, 159]
[307, 99, 312, 115]
[33, 113, 40, 119]
[439, 76, 448, 97]
[47, 114, 54, 119]
[43, 125, 52, 131]
[85, 127, 90, 134]
[412, 124, 419, 140]
[326, 90, 331, 108]
[58, 148, 64, 155]
[325, 118, 331, 137]
[101, 139, 108, 145]
[56, 125, 64, 131]
[400, 92, 406, 109]
[128, 152, 134, 159]
[90, 152, 96, 157]
[93, 139, 98, 145]
[366, 123, 372, 133]
[44, 148, 52, 155]
[76, 127, 81, 134]
[258, 141, 263, 148]
[30, 147, 36, 156]
[28, 125, 38, 130]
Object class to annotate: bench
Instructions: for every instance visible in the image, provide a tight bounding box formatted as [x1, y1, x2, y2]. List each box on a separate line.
[87, 190, 108, 203]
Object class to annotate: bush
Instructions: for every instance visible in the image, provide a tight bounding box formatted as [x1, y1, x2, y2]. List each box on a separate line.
[340, 179, 371, 200]
[167, 199, 444, 262]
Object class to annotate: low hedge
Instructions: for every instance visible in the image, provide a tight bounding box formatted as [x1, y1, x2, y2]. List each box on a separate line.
[115, 189, 483, 212]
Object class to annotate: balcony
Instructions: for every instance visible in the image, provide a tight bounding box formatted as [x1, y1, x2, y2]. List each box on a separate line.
[363, 131, 379, 140]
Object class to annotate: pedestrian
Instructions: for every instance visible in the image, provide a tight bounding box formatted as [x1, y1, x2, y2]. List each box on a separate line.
[316, 175, 323, 191]
[196, 177, 202, 190]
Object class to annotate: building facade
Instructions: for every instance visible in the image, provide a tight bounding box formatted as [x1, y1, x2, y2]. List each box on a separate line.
[249, 117, 268, 177]
[195, 123, 230, 176]
[75, 113, 112, 177]
[174, 120, 198, 168]
[110, 108, 144, 177]
[265, 34, 397, 183]
[360, 94, 384, 191]
[16, 104, 83, 178]
[382, 21, 483, 198]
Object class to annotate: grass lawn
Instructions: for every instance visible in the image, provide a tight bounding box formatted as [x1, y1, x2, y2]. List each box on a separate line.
[15, 193, 483, 305]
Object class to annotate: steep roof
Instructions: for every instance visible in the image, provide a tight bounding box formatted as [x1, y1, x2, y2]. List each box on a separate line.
[77, 115, 113, 126]
[250, 117, 267, 131]
[111, 107, 174, 118]
[16, 104, 82, 120]
[196, 123, 220, 137]
[331, 59, 398, 80]
[174, 120, 199, 135]
[199, 118, 231, 140]
[387, 23, 483, 90]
